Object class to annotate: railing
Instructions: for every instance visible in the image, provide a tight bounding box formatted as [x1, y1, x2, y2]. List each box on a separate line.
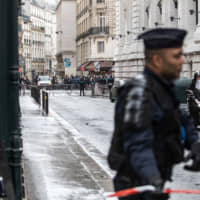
[30, 86, 49, 115]
[32, 40, 45, 45]
[94, 83, 109, 97]
[32, 58, 45, 63]
[48, 83, 110, 97]
[76, 26, 109, 41]
[97, 0, 105, 2]
[30, 83, 111, 110]
[77, 6, 89, 19]
[31, 25, 45, 32]
[31, 86, 40, 105]
[90, 26, 109, 35]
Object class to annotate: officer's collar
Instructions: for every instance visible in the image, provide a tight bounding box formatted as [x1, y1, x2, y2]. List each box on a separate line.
[144, 67, 175, 88]
[144, 67, 180, 107]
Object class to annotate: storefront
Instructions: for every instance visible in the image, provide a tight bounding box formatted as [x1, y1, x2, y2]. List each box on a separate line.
[78, 61, 114, 75]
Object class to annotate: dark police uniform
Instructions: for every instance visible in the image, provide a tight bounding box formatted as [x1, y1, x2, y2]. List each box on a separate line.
[108, 28, 200, 200]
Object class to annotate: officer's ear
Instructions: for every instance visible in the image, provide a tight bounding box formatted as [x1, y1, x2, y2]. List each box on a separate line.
[152, 53, 163, 72]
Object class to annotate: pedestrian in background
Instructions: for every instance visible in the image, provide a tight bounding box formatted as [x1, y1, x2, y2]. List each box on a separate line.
[19, 76, 25, 96]
[22, 75, 30, 90]
[79, 75, 85, 96]
[188, 72, 200, 126]
[107, 75, 114, 98]
[90, 77, 95, 97]
[190, 72, 200, 98]
[108, 28, 200, 200]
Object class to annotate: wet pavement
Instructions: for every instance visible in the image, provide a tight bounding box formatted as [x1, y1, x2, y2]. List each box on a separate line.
[20, 94, 114, 200]
[20, 91, 200, 200]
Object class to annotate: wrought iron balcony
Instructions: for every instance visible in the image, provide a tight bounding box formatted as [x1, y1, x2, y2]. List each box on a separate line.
[90, 26, 109, 34]
[31, 25, 45, 32]
[76, 26, 109, 41]
[32, 58, 45, 63]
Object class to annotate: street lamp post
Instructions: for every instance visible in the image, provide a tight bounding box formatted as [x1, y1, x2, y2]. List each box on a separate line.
[0, 0, 23, 199]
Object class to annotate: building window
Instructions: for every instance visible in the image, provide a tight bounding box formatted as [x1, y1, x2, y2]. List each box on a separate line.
[145, 7, 149, 17]
[196, 0, 198, 25]
[145, 6, 149, 28]
[173, 0, 178, 9]
[97, 0, 105, 3]
[157, 0, 162, 15]
[99, 12, 105, 31]
[97, 41, 104, 53]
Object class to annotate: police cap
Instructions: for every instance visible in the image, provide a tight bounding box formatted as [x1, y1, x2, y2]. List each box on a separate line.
[138, 28, 187, 50]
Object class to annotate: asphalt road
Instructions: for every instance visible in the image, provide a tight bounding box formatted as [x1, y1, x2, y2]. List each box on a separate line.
[21, 94, 114, 200]
[49, 91, 200, 200]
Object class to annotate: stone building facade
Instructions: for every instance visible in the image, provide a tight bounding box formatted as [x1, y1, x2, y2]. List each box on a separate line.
[18, 14, 32, 78]
[56, 0, 77, 78]
[115, 0, 200, 81]
[31, 1, 46, 76]
[19, 0, 56, 80]
[44, 9, 57, 76]
[76, 0, 116, 75]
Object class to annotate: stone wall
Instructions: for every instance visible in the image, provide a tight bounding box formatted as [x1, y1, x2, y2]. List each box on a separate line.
[115, 0, 200, 81]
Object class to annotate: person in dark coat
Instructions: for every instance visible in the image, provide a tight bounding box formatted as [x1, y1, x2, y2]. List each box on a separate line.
[19, 77, 25, 96]
[107, 75, 114, 98]
[188, 72, 200, 126]
[79, 75, 85, 96]
[107, 75, 114, 90]
[107, 28, 200, 200]
[52, 76, 57, 85]
[90, 77, 95, 96]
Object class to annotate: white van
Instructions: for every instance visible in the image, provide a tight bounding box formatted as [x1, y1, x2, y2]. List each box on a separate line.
[37, 76, 51, 89]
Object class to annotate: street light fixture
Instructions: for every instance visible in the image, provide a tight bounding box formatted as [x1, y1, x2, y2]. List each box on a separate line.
[127, 30, 140, 35]
[170, 16, 180, 21]
[189, 9, 195, 15]
[155, 22, 164, 26]
[55, 30, 63, 34]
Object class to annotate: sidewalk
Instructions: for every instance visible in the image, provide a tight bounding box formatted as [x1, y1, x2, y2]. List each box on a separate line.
[20, 94, 114, 200]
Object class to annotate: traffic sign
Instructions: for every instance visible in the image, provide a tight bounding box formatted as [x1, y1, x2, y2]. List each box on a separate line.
[94, 61, 100, 72]
[64, 58, 71, 67]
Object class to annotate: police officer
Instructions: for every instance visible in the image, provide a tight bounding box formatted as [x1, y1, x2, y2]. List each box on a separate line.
[108, 28, 200, 200]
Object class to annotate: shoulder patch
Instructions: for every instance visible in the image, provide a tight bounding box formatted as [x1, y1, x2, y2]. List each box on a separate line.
[123, 74, 151, 129]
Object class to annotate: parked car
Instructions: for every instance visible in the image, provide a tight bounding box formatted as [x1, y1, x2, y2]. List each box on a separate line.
[110, 77, 192, 104]
[37, 75, 52, 89]
[110, 80, 126, 102]
[174, 77, 192, 104]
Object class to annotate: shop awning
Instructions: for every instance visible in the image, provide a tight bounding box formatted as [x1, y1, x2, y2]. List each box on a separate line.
[85, 61, 113, 71]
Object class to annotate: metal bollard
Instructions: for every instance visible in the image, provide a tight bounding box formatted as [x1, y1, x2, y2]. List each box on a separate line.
[42, 90, 49, 115]
[45, 93, 49, 115]
[0, 177, 6, 198]
[42, 91, 45, 112]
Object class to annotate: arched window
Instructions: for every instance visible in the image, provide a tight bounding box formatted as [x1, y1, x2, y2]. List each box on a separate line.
[187, 0, 197, 30]
[143, 0, 150, 30]
[172, 0, 178, 27]
[119, 0, 128, 38]
[157, 0, 162, 15]
[195, 0, 198, 25]
[155, 0, 162, 27]
[173, 0, 178, 9]
[145, 6, 149, 28]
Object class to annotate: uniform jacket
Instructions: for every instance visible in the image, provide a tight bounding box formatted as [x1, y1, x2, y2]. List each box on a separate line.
[113, 67, 198, 184]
